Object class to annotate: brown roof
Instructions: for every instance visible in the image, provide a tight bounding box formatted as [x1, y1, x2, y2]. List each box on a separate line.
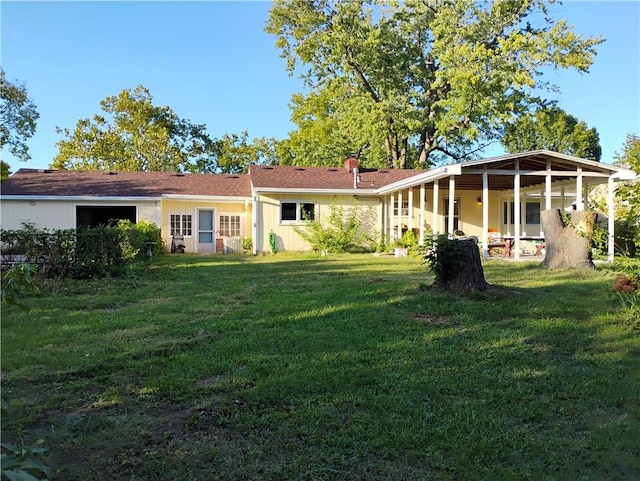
[249, 164, 426, 190]
[1, 169, 252, 197]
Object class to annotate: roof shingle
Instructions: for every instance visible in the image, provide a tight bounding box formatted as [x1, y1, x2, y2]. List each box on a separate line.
[1, 169, 252, 197]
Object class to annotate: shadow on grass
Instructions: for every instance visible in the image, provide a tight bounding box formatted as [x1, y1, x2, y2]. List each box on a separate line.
[1, 254, 638, 480]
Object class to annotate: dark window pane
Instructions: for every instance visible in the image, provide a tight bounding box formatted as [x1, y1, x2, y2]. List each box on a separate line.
[526, 202, 541, 224]
[300, 203, 315, 220]
[281, 202, 297, 221]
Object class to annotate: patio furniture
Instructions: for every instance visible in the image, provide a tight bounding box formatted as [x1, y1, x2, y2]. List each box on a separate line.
[171, 235, 185, 253]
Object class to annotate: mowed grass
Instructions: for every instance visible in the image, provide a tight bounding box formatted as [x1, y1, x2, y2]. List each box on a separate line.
[1, 253, 639, 480]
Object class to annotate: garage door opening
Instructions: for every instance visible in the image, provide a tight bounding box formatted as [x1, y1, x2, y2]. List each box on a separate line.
[76, 206, 136, 228]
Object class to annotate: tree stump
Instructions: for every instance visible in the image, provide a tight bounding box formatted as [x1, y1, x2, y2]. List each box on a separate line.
[540, 209, 596, 269]
[431, 237, 489, 293]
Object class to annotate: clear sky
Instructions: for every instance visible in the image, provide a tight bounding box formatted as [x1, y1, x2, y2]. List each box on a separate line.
[1, 0, 639, 173]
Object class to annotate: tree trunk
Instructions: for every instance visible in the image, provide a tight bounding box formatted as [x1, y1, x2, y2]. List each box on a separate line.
[432, 238, 489, 293]
[540, 209, 596, 269]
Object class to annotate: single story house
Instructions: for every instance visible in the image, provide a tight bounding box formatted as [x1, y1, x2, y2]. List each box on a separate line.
[1, 150, 636, 261]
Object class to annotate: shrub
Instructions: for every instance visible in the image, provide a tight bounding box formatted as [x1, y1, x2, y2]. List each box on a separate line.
[1, 221, 165, 280]
[423, 234, 467, 282]
[116, 219, 166, 260]
[294, 199, 362, 253]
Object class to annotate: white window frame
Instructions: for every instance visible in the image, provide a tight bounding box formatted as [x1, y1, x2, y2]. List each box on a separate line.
[280, 201, 316, 224]
[393, 200, 409, 217]
[218, 214, 241, 237]
[170, 213, 193, 236]
[443, 197, 461, 232]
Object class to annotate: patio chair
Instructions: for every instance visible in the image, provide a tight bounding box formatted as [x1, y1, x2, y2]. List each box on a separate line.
[171, 235, 185, 253]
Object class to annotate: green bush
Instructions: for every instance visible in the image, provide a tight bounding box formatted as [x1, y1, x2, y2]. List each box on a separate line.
[294, 199, 362, 253]
[116, 219, 166, 260]
[1, 221, 166, 280]
[423, 234, 467, 282]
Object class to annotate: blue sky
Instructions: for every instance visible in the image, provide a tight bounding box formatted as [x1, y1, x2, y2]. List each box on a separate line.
[1, 1, 638, 172]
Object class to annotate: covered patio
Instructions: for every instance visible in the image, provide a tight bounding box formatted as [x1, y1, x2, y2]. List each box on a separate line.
[378, 150, 636, 262]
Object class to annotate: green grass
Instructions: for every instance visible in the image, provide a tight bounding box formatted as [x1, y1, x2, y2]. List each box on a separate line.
[2, 253, 639, 480]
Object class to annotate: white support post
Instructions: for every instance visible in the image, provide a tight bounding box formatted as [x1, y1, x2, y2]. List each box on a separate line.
[419, 183, 425, 245]
[545, 159, 552, 211]
[514, 160, 521, 260]
[432, 181, 439, 234]
[382, 196, 388, 246]
[576, 168, 584, 210]
[482, 168, 489, 259]
[252, 194, 258, 254]
[390, 195, 395, 242]
[448, 176, 455, 235]
[408, 188, 414, 233]
[608, 176, 615, 263]
[397, 190, 403, 240]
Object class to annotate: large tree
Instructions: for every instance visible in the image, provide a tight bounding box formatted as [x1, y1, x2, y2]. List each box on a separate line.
[0, 68, 40, 162]
[501, 106, 601, 160]
[217, 131, 279, 174]
[53, 85, 220, 172]
[267, 0, 603, 168]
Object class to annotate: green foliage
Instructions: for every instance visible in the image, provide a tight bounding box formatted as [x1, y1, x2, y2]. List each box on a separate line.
[217, 131, 278, 174]
[116, 219, 166, 261]
[52, 85, 219, 173]
[589, 134, 640, 257]
[0, 222, 165, 280]
[611, 262, 639, 329]
[0, 68, 40, 162]
[1, 160, 11, 181]
[0, 224, 76, 279]
[1, 261, 50, 481]
[1, 263, 39, 309]
[502, 106, 601, 160]
[293, 199, 362, 253]
[614, 133, 640, 254]
[242, 236, 253, 253]
[1, 441, 50, 481]
[423, 234, 466, 282]
[267, 0, 602, 167]
[3, 255, 639, 479]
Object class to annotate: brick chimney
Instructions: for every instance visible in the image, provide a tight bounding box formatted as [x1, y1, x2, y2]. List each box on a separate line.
[345, 155, 359, 173]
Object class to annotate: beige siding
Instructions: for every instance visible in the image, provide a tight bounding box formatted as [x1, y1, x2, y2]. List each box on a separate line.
[255, 193, 381, 252]
[387, 188, 503, 240]
[161, 199, 251, 254]
[0, 199, 159, 231]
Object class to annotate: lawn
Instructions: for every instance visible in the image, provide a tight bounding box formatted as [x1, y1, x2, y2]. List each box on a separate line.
[1, 253, 639, 480]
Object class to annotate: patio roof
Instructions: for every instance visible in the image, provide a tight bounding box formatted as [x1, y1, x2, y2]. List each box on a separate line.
[380, 150, 635, 194]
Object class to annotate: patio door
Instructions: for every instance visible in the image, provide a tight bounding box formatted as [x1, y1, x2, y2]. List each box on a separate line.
[197, 209, 215, 254]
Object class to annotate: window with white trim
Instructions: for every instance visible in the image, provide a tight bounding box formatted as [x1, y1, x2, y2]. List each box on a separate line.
[393, 200, 409, 217]
[280, 202, 315, 222]
[443, 197, 460, 231]
[170, 214, 192, 236]
[219, 214, 241, 237]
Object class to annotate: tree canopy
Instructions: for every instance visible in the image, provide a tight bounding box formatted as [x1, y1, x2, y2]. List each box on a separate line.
[266, 0, 603, 168]
[501, 106, 602, 161]
[0, 68, 40, 163]
[614, 133, 640, 212]
[53, 85, 220, 172]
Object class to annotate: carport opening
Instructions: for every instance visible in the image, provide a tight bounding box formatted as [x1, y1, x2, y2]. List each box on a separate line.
[76, 206, 136, 228]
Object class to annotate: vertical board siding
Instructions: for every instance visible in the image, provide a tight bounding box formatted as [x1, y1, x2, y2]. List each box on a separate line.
[256, 193, 381, 252]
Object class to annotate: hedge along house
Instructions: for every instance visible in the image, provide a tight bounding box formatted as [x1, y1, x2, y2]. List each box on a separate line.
[1, 150, 635, 260]
[0, 169, 252, 254]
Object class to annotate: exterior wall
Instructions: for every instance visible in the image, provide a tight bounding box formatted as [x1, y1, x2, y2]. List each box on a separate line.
[387, 188, 502, 240]
[161, 198, 251, 254]
[254, 193, 381, 252]
[0, 199, 159, 231]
